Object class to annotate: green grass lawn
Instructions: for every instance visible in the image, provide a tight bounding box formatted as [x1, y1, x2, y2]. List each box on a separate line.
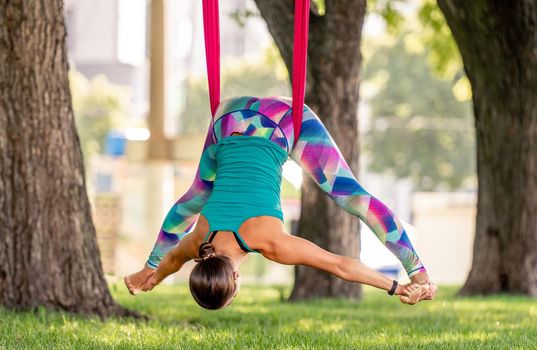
[1, 284, 536, 349]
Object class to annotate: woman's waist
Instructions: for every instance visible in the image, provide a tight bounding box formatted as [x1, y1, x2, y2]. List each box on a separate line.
[212, 170, 282, 190]
[210, 175, 281, 198]
[204, 200, 282, 210]
[212, 162, 283, 192]
[216, 136, 289, 163]
[206, 188, 282, 207]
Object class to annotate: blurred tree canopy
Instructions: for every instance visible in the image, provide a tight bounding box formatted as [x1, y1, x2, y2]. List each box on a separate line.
[362, 0, 474, 191]
[362, 37, 475, 191]
[417, 0, 461, 78]
[369, 0, 462, 78]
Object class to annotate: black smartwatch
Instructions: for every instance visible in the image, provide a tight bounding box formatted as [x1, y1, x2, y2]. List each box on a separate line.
[388, 280, 398, 296]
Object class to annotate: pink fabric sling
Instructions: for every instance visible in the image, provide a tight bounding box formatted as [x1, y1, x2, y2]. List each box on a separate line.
[202, 0, 310, 145]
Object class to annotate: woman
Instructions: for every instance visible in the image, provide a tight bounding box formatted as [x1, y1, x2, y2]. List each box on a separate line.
[125, 96, 437, 308]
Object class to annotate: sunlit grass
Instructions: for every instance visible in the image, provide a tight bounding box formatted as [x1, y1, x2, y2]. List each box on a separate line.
[1, 285, 536, 349]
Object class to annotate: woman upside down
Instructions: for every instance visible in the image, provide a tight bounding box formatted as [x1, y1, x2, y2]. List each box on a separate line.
[124, 96, 437, 309]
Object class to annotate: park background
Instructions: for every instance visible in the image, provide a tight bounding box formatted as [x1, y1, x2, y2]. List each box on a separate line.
[68, 0, 475, 286]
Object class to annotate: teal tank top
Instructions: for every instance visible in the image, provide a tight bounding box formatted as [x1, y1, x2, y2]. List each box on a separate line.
[200, 136, 288, 251]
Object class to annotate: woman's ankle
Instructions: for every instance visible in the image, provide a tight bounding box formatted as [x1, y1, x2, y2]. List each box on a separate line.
[410, 271, 429, 285]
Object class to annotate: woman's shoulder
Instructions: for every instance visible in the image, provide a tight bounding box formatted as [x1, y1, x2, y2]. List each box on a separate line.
[239, 216, 287, 251]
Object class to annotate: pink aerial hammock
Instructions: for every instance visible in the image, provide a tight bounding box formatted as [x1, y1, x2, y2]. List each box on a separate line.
[202, 0, 310, 146]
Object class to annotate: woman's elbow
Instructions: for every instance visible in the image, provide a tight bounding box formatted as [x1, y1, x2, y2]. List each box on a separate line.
[334, 256, 352, 281]
[261, 240, 293, 265]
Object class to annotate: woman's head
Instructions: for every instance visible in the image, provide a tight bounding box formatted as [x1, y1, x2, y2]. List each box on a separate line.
[189, 242, 240, 310]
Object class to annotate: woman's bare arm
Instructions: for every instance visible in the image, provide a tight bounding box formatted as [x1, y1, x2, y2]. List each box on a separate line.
[261, 232, 406, 295]
[141, 232, 201, 291]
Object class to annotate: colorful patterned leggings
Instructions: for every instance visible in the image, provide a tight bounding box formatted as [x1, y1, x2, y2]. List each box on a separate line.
[146, 96, 426, 277]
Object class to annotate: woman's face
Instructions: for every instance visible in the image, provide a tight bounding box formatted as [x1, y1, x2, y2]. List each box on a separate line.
[223, 271, 241, 308]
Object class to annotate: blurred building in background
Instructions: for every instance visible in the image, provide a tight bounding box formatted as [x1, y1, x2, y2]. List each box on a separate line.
[64, 0, 270, 132]
[64, 0, 149, 119]
[64, 0, 476, 286]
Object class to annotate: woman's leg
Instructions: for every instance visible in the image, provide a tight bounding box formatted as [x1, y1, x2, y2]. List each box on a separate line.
[289, 106, 426, 277]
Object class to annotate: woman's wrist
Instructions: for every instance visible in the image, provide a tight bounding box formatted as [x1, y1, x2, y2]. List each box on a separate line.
[386, 280, 399, 296]
[152, 269, 165, 285]
[394, 283, 406, 296]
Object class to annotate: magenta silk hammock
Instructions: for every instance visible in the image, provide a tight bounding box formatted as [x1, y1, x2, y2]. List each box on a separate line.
[202, 0, 310, 145]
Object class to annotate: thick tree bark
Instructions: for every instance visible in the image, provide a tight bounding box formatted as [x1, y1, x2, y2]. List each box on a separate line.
[437, 1, 537, 295]
[0, 0, 137, 317]
[255, 0, 366, 299]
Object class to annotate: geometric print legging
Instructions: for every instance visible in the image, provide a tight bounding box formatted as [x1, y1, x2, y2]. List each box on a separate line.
[146, 96, 426, 277]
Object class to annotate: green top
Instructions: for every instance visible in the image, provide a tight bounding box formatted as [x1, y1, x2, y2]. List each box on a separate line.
[200, 136, 288, 252]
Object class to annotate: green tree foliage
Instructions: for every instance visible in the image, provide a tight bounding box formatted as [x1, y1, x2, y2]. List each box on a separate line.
[367, 0, 405, 33]
[69, 70, 129, 160]
[179, 46, 290, 133]
[363, 0, 474, 190]
[417, 0, 461, 78]
[370, 0, 462, 78]
[362, 38, 475, 190]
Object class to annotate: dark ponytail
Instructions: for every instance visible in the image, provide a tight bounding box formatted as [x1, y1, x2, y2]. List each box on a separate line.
[189, 242, 236, 310]
[197, 242, 217, 261]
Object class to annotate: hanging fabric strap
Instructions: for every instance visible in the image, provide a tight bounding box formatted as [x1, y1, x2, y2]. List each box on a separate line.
[202, 0, 310, 145]
[202, 0, 220, 116]
[291, 0, 310, 145]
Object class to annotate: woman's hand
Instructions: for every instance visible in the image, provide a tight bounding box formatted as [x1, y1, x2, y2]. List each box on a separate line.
[140, 275, 160, 292]
[124, 265, 156, 295]
[140, 234, 199, 292]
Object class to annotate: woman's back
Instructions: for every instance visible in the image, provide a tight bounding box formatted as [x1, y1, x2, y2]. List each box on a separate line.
[201, 135, 288, 234]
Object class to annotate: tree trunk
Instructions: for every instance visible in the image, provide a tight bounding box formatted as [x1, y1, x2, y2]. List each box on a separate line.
[437, 0, 537, 295]
[255, 0, 366, 299]
[0, 0, 137, 317]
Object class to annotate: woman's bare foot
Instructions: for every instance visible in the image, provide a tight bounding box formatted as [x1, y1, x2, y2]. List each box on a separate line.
[410, 271, 430, 284]
[410, 272, 437, 300]
[399, 283, 429, 305]
[124, 265, 156, 295]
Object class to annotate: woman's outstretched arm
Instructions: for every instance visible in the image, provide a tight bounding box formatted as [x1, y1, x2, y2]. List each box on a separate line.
[146, 121, 217, 269]
[261, 232, 426, 303]
[139, 230, 202, 292]
[289, 106, 427, 278]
